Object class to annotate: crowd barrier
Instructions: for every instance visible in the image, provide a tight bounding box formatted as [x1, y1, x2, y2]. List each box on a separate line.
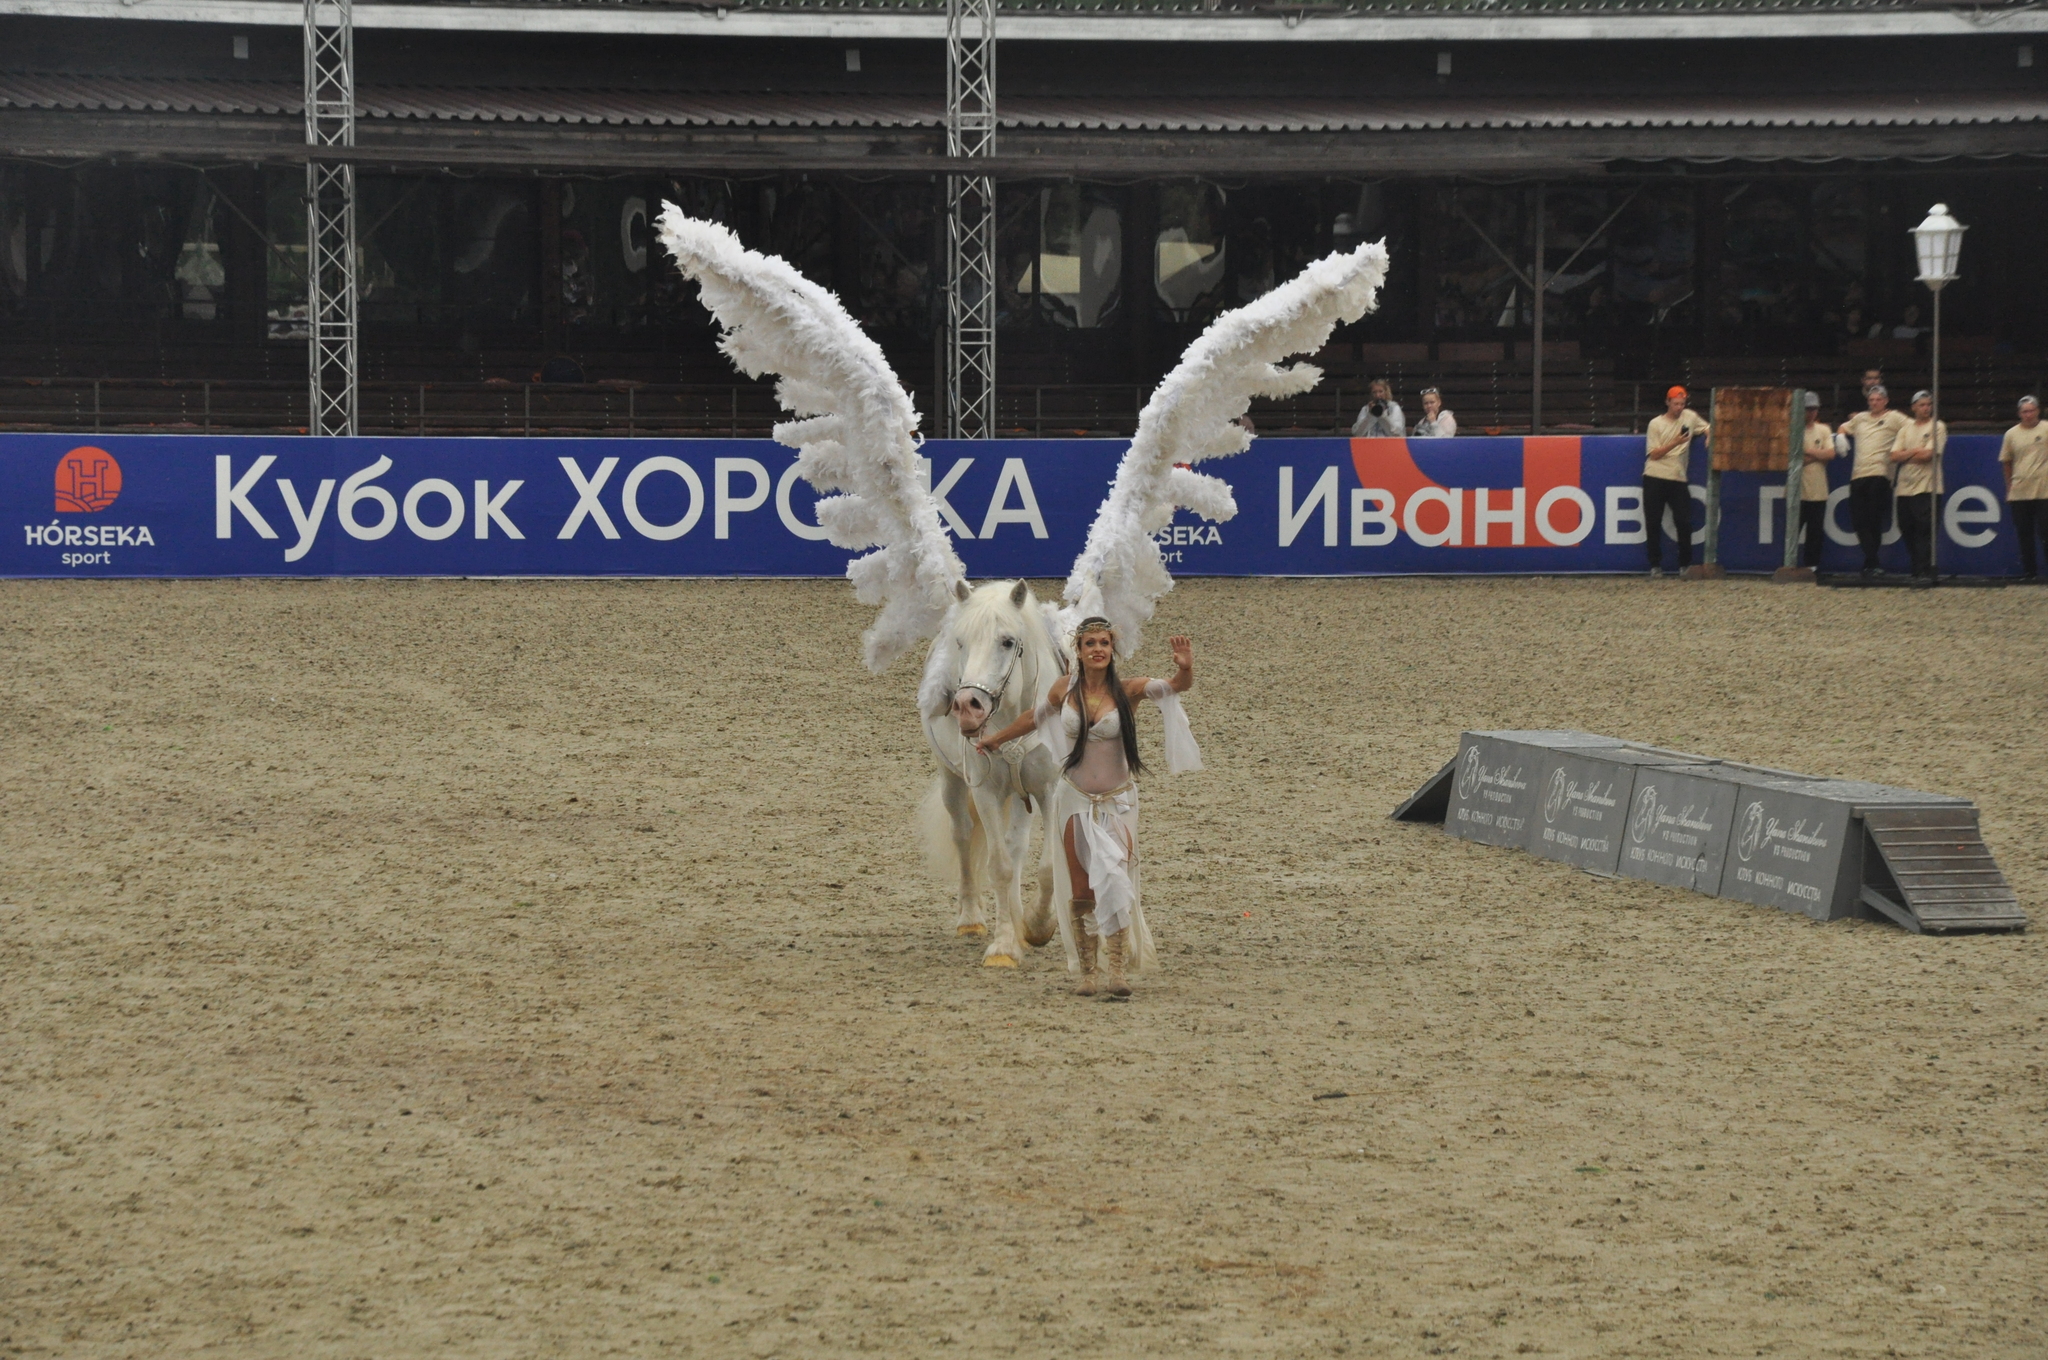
[4, 432, 2029, 578]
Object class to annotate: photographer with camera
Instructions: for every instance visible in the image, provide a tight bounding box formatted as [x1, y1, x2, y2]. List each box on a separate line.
[1351, 377, 1406, 438]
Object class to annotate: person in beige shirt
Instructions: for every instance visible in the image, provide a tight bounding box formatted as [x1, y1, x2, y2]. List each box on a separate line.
[1837, 384, 1910, 577]
[1891, 390, 1947, 584]
[1641, 385, 1710, 576]
[1796, 391, 1838, 572]
[2000, 396, 2048, 580]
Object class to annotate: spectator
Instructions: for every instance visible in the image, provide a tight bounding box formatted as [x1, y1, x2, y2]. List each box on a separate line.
[1838, 383, 1910, 578]
[1797, 391, 1838, 573]
[1891, 390, 1946, 585]
[1412, 387, 1457, 438]
[1641, 385, 1710, 578]
[1861, 368, 1885, 397]
[2000, 395, 2048, 581]
[1351, 378, 1406, 438]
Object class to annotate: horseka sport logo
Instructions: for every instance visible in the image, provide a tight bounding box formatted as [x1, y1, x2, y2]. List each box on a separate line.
[56, 446, 122, 513]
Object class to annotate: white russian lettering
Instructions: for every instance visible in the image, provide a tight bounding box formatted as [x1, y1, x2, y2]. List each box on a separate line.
[403, 479, 465, 541]
[1945, 486, 2000, 549]
[1350, 488, 1396, 546]
[1403, 486, 1460, 547]
[557, 456, 622, 540]
[277, 478, 336, 563]
[621, 456, 704, 541]
[216, 455, 278, 539]
[775, 462, 831, 541]
[1535, 486, 1595, 546]
[1278, 466, 1338, 547]
[1474, 486, 1526, 546]
[978, 458, 1048, 539]
[1604, 485, 1646, 544]
[338, 457, 398, 540]
[714, 457, 770, 539]
[1758, 485, 1785, 544]
[474, 480, 525, 539]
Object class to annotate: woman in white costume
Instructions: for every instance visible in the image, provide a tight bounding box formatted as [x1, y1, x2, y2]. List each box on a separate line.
[977, 619, 1197, 998]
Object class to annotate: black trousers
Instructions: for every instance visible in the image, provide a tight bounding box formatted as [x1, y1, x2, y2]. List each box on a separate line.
[1849, 476, 1892, 570]
[1642, 476, 1692, 570]
[1799, 499, 1828, 570]
[2014, 498, 2048, 577]
[1895, 492, 1939, 579]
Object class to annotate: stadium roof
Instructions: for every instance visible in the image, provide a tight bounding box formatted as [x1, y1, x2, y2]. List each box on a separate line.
[5, 0, 2047, 41]
[7, 74, 2046, 135]
[5, 70, 2043, 172]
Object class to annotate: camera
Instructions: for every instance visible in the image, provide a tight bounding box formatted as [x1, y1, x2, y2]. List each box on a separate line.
[1369, 400, 1386, 416]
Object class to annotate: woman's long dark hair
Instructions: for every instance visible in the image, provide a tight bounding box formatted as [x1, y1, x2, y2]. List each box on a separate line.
[1064, 648, 1144, 777]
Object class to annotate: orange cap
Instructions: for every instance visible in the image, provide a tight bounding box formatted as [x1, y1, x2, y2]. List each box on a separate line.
[1666, 385, 1688, 401]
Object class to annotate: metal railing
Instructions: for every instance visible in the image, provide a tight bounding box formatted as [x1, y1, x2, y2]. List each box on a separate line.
[3, 366, 2037, 439]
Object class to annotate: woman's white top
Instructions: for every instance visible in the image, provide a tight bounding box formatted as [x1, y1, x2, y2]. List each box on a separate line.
[1412, 409, 1458, 438]
[1037, 678, 1202, 786]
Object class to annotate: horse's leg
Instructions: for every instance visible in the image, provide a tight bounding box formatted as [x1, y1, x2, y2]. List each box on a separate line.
[976, 785, 1031, 968]
[941, 770, 986, 937]
[1022, 787, 1058, 949]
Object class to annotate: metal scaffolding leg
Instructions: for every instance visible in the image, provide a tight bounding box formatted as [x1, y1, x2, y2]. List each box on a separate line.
[945, 0, 995, 440]
[304, 0, 357, 436]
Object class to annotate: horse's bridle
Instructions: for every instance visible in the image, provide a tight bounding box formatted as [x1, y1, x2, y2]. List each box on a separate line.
[952, 643, 1022, 741]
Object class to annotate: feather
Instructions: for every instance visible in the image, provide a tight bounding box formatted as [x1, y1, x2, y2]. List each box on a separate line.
[1055, 240, 1390, 655]
[657, 208, 965, 672]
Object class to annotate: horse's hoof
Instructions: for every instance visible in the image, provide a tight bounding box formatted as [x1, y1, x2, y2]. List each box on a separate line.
[956, 923, 987, 938]
[1023, 927, 1057, 948]
[981, 954, 1019, 968]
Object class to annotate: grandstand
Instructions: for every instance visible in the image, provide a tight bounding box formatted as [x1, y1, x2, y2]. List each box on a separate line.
[3, 0, 2046, 434]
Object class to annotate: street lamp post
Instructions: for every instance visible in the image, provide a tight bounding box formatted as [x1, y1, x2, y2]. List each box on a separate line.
[1910, 203, 1966, 582]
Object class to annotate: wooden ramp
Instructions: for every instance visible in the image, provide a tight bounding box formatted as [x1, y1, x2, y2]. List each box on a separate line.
[1858, 806, 2027, 934]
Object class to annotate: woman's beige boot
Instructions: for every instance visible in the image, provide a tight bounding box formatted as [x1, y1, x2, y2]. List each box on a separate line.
[1070, 900, 1098, 996]
[1102, 929, 1132, 998]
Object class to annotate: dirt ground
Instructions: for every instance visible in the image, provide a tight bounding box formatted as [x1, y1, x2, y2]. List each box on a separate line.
[2, 575, 2044, 1359]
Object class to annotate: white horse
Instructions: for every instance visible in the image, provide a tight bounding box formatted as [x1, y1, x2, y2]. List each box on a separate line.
[919, 578, 1064, 967]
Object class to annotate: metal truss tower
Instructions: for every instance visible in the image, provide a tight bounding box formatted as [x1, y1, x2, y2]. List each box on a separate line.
[944, 0, 996, 439]
[304, 0, 358, 436]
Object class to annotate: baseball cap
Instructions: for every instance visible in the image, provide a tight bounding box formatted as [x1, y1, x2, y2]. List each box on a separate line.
[1666, 385, 1687, 401]
[1803, 392, 1820, 408]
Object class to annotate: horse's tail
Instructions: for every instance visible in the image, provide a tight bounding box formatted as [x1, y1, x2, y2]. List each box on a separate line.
[916, 773, 968, 886]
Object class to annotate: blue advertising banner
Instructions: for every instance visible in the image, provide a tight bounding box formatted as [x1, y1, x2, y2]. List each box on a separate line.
[2, 431, 2028, 578]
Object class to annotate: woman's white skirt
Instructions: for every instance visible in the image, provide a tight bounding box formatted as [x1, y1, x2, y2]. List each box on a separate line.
[1050, 777, 1158, 975]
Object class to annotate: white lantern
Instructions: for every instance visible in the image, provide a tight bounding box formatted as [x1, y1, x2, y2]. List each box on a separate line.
[1911, 203, 1966, 288]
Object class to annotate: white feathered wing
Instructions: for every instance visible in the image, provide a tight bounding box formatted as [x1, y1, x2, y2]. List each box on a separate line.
[657, 207, 965, 672]
[1055, 241, 1390, 654]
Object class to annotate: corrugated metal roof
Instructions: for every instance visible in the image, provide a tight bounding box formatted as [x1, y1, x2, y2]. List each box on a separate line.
[4, 73, 2044, 132]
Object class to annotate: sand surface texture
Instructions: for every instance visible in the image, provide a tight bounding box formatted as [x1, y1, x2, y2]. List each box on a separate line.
[2, 576, 2043, 1358]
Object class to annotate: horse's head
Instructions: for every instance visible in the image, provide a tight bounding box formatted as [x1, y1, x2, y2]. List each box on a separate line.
[944, 579, 1050, 736]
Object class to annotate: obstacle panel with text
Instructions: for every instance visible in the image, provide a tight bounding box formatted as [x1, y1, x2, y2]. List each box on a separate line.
[1399, 731, 2023, 934]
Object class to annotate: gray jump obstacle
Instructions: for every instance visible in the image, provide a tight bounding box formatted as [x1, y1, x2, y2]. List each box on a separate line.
[1393, 731, 2026, 934]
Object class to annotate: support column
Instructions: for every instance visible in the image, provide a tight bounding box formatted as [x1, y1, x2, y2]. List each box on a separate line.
[304, 0, 357, 435]
[944, 0, 996, 438]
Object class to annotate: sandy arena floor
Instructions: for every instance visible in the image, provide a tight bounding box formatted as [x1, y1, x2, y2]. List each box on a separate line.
[2, 575, 2044, 1359]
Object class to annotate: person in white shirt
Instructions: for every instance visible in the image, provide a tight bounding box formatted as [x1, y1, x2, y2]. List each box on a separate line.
[2000, 396, 2048, 581]
[1411, 387, 1457, 438]
[1351, 378, 1406, 438]
[1796, 391, 1838, 572]
[1640, 385, 1710, 577]
[1891, 390, 1946, 585]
